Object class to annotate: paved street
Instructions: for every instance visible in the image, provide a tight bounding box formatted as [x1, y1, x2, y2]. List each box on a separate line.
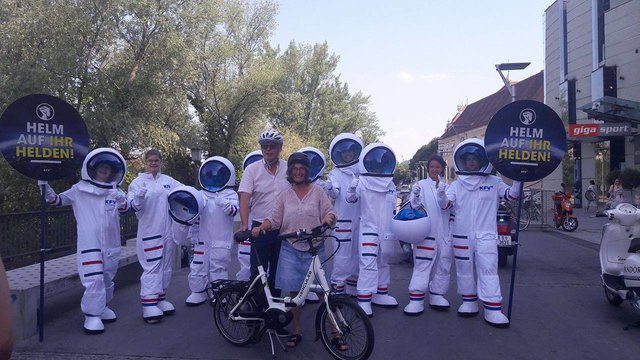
[11, 208, 640, 360]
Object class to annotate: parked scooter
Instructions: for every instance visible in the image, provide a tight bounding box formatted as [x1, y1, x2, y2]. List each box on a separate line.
[599, 203, 640, 311]
[551, 191, 578, 232]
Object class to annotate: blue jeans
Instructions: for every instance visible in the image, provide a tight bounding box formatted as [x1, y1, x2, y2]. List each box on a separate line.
[250, 221, 282, 299]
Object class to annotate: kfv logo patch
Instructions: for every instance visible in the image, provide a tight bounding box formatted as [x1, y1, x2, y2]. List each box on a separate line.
[478, 185, 493, 191]
[105, 199, 116, 205]
[164, 185, 171, 189]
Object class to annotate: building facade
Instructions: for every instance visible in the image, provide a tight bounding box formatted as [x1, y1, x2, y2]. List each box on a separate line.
[544, 0, 640, 206]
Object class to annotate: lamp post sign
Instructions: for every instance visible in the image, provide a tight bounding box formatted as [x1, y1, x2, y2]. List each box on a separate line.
[0, 94, 90, 180]
[485, 100, 566, 182]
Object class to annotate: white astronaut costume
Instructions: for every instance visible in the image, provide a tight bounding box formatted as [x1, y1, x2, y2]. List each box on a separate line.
[128, 162, 182, 323]
[400, 176, 451, 315]
[439, 138, 521, 328]
[325, 133, 363, 296]
[40, 148, 128, 334]
[184, 157, 239, 306]
[346, 143, 398, 316]
[236, 150, 263, 281]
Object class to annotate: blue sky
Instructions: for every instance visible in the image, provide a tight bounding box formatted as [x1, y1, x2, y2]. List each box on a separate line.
[271, 0, 549, 161]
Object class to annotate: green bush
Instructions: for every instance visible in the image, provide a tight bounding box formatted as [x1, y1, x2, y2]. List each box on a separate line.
[620, 168, 640, 189]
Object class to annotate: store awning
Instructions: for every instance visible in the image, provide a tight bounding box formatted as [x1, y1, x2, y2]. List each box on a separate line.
[580, 96, 640, 123]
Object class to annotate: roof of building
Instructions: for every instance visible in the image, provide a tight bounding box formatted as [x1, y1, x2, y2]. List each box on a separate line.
[440, 70, 544, 139]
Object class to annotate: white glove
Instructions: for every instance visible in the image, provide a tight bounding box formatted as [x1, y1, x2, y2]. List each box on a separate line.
[510, 181, 523, 198]
[437, 183, 448, 207]
[348, 178, 359, 191]
[412, 183, 421, 196]
[318, 180, 333, 192]
[135, 187, 147, 200]
[110, 190, 127, 207]
[410, 183, 421, 208]
[37, 181, 56, 203]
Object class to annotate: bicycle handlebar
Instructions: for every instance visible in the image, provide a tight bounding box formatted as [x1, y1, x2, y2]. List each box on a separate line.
[234, 223, 333, 243]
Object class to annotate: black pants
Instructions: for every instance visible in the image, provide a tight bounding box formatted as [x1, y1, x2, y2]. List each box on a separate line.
[250, 221, 282, 301]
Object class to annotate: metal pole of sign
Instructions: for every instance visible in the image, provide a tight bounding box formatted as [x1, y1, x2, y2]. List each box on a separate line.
[507, 185, 524, 320]
[38, 184, 47, 341]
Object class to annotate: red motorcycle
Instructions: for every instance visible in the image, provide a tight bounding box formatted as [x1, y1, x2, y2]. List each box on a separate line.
[552, 191, 578, 232]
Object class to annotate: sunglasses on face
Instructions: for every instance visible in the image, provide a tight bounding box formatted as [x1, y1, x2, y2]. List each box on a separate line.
[261, 144, 279, 150]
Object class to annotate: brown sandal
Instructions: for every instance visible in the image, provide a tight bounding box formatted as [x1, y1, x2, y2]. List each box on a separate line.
[286, 334, 302, 348]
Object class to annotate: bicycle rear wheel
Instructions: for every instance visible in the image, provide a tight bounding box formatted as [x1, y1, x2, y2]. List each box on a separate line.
[213, 287, 260, 345]
[317, 296, 375, 360]
[518, 207, 530, 231]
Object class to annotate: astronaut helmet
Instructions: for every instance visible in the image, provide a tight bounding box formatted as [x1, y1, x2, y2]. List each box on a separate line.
[453, 138, 492, 176]
[358, 143, 396, 176]
[298, 146, 326, 182]
[329, 133, 363, 168]
[199, 156, 236, 193]
[242, 150, 263, 170]
[168, 185, 204, 225]
[390, 202, 430, 244]
[81, 147, 126, 187]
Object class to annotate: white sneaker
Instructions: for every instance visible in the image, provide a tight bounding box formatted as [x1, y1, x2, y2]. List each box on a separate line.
[157, 300, 175, 315]
[403, 300, 424, 316]
[185, 292, 207, 306]
[428, 294, 450, 311]
[358, 301, 373, 317]
[142, 305, 164, 324]
[484, 307, 510, 328]
[372, 293, 398, 308]
[457, 300, 479, 317]
[306, 291, 320, 303]
[100, 307, 117, 323]
[83, 315, 104, 334]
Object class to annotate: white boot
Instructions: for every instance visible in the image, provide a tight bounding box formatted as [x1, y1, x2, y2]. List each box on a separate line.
[484, 308, 510, 328]
[83, 315, 104, 334]
[428, 294, 450, 311]
[403, 300, 424, 316]
[358, 301, 373, 317]
[457, 300, 479, 317]
[157, 300, 175, 315]
[185, 292, 207, 306]
[100, 307, 117, 323]
[142, 305, 164, 324]
[372, 293, 398, 308]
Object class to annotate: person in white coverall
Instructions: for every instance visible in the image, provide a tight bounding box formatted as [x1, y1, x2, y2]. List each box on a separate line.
[128, 149, 182, 323]
[183, 156, 239, 306]
[401, 154, 453, 315]
[438, 138, 521, 328]
[39, 147, 128, 334]
[346, 143, 398, 316]
[236, 150, 263, 281]
[324, 133, 363, 296]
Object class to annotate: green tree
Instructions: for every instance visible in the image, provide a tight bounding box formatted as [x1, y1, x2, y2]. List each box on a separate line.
[409, 138, 440, 170]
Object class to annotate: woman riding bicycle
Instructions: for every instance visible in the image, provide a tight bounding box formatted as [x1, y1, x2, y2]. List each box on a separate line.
[252, 152, 337, 349]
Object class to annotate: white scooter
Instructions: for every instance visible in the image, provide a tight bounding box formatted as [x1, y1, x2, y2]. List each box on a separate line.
[599, 203, 640, 311]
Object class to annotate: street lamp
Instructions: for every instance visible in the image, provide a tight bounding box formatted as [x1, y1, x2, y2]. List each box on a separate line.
[495, 62, 530, 103]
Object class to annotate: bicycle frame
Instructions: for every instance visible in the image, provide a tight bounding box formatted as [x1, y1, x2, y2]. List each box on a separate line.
[226, 239, 343, 335]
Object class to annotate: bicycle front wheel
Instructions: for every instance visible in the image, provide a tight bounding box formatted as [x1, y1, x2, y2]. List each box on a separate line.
[318, 296, 375, 360]
[213, 287, 260, 346]
[518, 207, 530, 231]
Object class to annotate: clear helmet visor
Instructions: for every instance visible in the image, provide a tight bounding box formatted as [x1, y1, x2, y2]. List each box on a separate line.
[199, 160, 231, 192]
[302, 151, 325, 180]
[330, 139, 362, 167]
[86, 153, 125, 185]
[394, 202, 428, 221]
[243, 154, 263, 170]
[363, 147, 395, 175]
[168, 191, 199, 224]
[454, 143, 489, 173]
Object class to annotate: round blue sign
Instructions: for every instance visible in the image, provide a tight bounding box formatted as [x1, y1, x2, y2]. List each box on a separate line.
[485, 100, 566, 182]
[0, 94, 90, 180]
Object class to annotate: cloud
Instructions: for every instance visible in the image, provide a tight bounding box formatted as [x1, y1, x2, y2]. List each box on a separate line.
[397, 71, 415, 81]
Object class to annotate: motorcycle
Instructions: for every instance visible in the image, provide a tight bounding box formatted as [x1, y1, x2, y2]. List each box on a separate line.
[599, 203, 640, 312]
[497, 202, 517, 268]
[551, 191, 578, 232]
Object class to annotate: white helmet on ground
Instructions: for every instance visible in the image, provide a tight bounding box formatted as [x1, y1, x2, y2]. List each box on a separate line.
[168, 185, 204, 225]
[390, 202, 431, 244]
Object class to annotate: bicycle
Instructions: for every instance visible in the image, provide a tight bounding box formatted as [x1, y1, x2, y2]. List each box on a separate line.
[209, 224, 375, 360]
[502, 199, 530, 231]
